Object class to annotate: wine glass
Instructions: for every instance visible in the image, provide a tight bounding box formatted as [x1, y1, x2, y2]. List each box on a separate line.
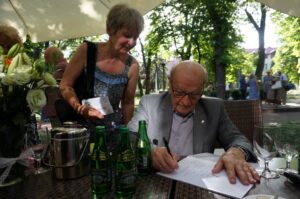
[275, 123, 299, 174]
[25, 117, 51, 175]
[32, 123, 51, 174]
[253, 124, 280, 179]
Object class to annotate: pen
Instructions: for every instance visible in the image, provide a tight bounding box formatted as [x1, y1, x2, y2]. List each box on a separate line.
[163, 137, 172, 157]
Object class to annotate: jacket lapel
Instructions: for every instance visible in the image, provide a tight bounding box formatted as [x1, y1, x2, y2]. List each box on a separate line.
[193, 99, 208, 153]
[160, 93, 173, 141]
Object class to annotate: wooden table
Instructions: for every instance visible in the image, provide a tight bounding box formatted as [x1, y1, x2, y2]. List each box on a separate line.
[0, 158, 299, 199]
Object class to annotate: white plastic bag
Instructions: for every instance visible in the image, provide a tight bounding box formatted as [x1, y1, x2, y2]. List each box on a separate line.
[271, 80, 282, 89]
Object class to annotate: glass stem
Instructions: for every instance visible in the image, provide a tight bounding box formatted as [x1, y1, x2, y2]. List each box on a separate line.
[264, 160, 271, 173]
[286, 160, 291, 169]
[36, 158, 41, 169]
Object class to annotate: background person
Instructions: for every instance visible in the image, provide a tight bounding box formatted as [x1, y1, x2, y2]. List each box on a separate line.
[262, 71, 273, 103]
[44, 46, 67, 81]
[42, 46, 68, 126]
[277, 71, 288, 105]
[267, 73, 282, 106]
[238, 73, 247, 100]
[248, 74, 259, 100]
[0, 24, 22, 71]
[0, 24, 22, 54]
[128, 61, 260, 185]
[60, 3, 144, 153]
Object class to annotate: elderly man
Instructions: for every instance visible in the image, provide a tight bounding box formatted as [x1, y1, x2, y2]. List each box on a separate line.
[128, 61, 260, 185]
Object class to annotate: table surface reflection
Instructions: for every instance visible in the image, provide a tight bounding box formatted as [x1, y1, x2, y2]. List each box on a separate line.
[0, 158, 299, 199]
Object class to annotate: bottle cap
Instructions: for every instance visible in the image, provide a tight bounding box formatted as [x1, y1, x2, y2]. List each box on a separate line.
[119, 126, 129, 133]
[139, 120, 146, 125]
[95, 125, 105, 132]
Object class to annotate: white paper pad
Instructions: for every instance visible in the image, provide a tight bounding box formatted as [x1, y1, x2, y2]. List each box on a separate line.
[157, 153, 255, 199]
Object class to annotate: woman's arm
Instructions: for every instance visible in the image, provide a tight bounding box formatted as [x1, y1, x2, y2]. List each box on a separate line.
[59, 43, 103, 119]
[121, 58, 139, 124]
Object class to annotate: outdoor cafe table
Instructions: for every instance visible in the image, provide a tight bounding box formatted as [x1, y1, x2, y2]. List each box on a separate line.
[0, 158, 299, 199]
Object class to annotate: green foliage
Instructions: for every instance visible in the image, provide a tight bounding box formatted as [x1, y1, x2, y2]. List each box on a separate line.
[272, 13, 300, 84]
[144, 0, 245, 97]
[23, 36, 44, 60]
[226, 47, 256, 84]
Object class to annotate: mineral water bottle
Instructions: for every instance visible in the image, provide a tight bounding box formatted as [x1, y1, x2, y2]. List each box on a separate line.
[135, 120, 152, 175]
[91, 125, 112, 196]
[115, 127, 137, 197]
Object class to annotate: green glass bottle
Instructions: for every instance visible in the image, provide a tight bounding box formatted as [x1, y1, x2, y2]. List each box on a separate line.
[115, 127, 137, 197]
[91, 125, 112, 196]
[135, 120, 152, 175]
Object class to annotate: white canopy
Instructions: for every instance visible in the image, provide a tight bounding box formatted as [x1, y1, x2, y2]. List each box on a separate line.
[0, 0, 164, 42]
[257, 0, 300, 17]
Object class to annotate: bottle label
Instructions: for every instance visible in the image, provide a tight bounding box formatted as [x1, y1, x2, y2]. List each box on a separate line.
[116, 168, 136, 188]
[91, 151, 107, 161]
[91, 169, 111, 185]
[121, 150, 135, 161]
[137, 155, 149, 168]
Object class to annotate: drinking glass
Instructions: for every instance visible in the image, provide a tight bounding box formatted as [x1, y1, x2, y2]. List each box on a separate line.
[253, 124, 280, 179]
[32, 125, 51, 175]
[25, 117, 51, 175]
[275, 123, 300, 174]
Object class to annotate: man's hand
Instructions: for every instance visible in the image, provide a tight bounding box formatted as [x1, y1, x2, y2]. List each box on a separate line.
[211, 147, 260, 185]
[152, 147, 179, 173]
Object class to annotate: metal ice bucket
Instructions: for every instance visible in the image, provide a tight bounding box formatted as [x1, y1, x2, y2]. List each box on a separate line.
[45, 126, 90, 179]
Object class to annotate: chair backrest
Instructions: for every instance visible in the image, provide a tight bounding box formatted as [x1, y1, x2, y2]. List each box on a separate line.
[224, 100, 263, 144]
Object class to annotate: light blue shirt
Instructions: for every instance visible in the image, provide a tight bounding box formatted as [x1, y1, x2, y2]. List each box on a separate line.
[169, 112, 194, 156]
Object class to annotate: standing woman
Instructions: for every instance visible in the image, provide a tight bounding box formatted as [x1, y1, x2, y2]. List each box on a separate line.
[248, 74, 260, 100]
[263, 70, 273, 102]
[59, 4, 144, 128]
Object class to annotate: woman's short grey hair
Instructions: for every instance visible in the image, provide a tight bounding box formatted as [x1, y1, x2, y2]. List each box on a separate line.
[106, 4, 144, 35]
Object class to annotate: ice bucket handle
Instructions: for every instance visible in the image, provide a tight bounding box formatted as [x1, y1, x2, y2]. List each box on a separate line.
[43, 134, 89, 168]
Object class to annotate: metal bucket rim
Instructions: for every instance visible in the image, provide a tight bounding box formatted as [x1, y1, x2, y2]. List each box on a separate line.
[50, 134, 89, 141]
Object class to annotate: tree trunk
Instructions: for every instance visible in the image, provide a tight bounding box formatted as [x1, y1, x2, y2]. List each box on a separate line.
[137, 77, 144, 97]
[256, 5, 266, 79]
[245, 4, 267, 80]
[256, 29, 265, 79]
[215, 46, 226, 99]
[145, 54, 152, 94]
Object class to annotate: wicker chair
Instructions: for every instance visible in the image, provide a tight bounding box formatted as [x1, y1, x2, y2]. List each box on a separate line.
[224, 100, 263, 144]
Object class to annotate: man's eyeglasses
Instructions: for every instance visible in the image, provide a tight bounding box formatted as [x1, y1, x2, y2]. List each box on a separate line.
[172, 89, 202, 100]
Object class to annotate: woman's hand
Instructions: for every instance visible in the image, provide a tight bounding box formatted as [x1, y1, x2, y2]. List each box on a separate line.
[77, 105, 104, 120]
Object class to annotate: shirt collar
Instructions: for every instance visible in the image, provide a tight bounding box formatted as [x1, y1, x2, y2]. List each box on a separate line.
[173, 109, 195, 119]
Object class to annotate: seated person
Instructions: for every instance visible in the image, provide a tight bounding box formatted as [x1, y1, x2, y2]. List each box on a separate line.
[128, 61, 260, 185]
